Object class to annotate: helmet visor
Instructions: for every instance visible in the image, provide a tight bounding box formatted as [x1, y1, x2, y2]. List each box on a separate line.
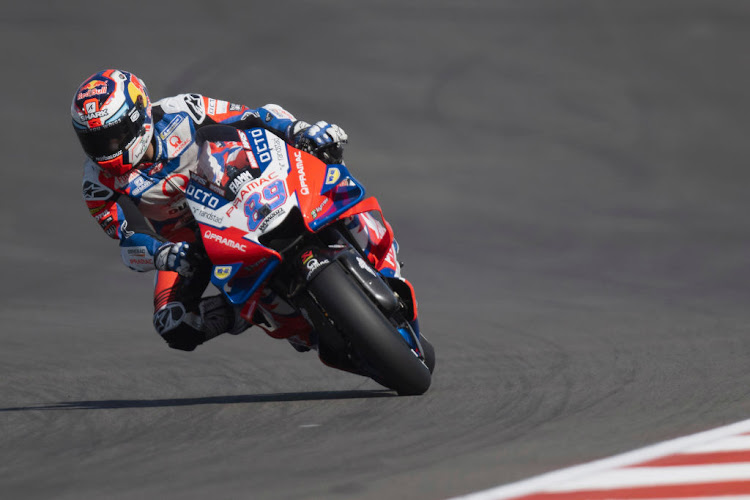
[76, 119, 136, 161]
[75, 100, 147, 162]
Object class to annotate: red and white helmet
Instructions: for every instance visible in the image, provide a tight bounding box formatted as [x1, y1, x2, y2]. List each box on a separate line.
[71, 69, 153, 176]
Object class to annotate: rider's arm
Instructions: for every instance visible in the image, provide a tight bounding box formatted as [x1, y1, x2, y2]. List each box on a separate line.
[83, 165, 167, 272]
[203, 99, 347, 162]
[115, 195, 169, 272]
[198, 97, 307, 142]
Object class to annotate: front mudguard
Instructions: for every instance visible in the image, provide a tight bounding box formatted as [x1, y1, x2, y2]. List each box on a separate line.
[296, 246, 399, 315]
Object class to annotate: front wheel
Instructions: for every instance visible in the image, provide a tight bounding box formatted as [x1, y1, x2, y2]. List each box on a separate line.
[307, 262, 431, 395]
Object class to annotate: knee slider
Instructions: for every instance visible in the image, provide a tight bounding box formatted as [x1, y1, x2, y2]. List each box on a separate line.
[154, 302, 205, 351]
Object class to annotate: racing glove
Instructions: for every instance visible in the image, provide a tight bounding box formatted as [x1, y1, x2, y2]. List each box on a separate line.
[155, 242, 196, 278]
[294, 121, 348, 164]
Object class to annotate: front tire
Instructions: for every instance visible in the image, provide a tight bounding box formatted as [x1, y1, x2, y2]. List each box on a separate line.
[307, 262, 431, 395]
[420, 335, 436, 374]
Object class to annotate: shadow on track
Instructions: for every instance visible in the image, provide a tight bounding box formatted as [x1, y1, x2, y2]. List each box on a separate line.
[0, 390, 394, 412]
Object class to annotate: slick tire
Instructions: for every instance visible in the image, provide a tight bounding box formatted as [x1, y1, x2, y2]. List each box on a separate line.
[421, 334, 436, 374]
[308, 262, 431, 396]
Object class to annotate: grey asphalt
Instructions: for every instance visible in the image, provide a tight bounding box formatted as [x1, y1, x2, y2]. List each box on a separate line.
[3, 1, 750, 499]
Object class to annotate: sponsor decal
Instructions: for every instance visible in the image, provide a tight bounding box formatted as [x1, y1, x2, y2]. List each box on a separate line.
[216, 101, 228, 114]
[310, 198, 329, 219]
[203, 229, 247, 252]
[115, 171, 138, 189]
[301, 250, 314, 265]
[189, 171, 207, 186]
[258, 207, 285, 232]
[83, 180, 113, 200]
[246, 149, 260, 171]
[169, 134, 185, 149]
[97, 151, 121, 161]
[238, 130, 252, 150]
[301, 251, 329, 280]
[249, 128, 272, 166]
[127, 247, 147, 257]
[128, 257, 153, 266]
[357, 256, 378, 277]
[208, 182, 225, 196]
[272, 136, 285, 162]
[81, 99, 108, 121]
[229, 103, 242, 112]
[227, 170, 255, 196]
[207, 98, 216, 116]
[162, 173, 189, 198]
[77, 79, 110, 100]
[243, 257, 269, 274]
[98, 215, 113, 229]
[94, 210, 110, 221]
[148, 163, 164, 176]
[264, 104, 295, 120]
[78, 87, 107, 100]
[189, 171, 225, 197]
[186, 183, 222, 209]
[159, 115, 185, 140]
[128, 106, 140, 123]
[119, 220, 134, 238]
[195, 208, 224, 225]
[128, 129, 151, 164]
[325, 167, 341, 186]
[183, 93, 206, 123]
[164, 118, 192, 156]
[294, 151, 309, 195]
[213, 266, 233, 280]
[131, 175, 152, 196]
[237, 132, 260, 170]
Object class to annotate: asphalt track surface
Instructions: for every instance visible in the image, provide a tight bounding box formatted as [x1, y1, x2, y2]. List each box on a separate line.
[3, 1, 750, 499]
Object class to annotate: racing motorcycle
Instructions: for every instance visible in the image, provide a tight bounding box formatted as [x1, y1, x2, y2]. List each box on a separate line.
[185, 127, 435, 395]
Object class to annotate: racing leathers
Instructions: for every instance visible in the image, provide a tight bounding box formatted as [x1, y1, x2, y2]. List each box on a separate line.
[82, 94, 314, 350]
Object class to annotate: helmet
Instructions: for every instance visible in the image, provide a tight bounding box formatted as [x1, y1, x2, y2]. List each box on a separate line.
[71, 69, 153, 176]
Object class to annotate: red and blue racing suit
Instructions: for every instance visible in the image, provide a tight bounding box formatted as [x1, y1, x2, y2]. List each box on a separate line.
[82, 93, 410, 353]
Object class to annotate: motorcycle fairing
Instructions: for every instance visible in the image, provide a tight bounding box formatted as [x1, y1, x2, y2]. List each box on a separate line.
[186, 127, 390, 312]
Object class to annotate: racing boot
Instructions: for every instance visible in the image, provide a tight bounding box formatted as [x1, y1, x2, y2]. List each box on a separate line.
[199, 295, 250, 339]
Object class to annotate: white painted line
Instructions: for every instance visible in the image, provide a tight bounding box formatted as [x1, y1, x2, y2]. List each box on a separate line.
[687, 435, 750, 453]
[545, 463, 750, 491]
[446, 418, 750, 500]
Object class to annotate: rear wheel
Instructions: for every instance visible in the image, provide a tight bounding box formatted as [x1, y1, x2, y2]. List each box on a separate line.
[307, 262, 431, 395]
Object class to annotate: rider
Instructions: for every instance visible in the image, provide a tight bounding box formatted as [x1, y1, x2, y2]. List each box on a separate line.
[72, 69, 349, 351]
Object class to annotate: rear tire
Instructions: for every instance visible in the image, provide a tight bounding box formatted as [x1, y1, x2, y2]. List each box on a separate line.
[307, 262, 431, 395]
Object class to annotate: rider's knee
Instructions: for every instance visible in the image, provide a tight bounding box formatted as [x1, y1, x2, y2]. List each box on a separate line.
[153, 302, 205, 351]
